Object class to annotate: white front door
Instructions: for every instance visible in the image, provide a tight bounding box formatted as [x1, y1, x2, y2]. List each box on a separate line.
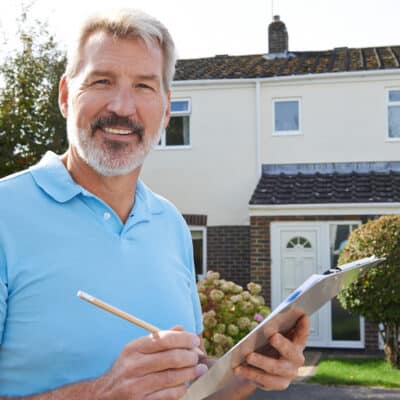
[271, 224, 328, 346]
[271, 221, 364, 348]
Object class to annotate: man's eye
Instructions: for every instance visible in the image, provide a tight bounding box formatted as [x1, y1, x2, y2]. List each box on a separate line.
[137, 83, 154, 90]
[93, 79, 110, 85]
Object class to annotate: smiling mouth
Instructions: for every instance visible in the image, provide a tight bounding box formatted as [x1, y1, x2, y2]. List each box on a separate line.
[102, 127, 133, 135]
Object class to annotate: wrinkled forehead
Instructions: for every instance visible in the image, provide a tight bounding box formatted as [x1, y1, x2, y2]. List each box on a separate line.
[73, 30, 163, 77]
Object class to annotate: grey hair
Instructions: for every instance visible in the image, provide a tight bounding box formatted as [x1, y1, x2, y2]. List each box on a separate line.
[65, 8, 177, 92]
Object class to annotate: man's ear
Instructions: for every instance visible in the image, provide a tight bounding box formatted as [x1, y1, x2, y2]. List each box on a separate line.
[58, 74, 69, 119]
[163, 91, 171, 129]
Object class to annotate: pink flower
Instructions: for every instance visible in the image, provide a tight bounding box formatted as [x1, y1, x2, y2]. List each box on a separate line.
[254, 313, 264, 322]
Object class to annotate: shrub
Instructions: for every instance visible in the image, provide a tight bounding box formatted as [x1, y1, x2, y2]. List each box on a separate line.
[197, 271, 271, 357]
[338, 215, 400, 369]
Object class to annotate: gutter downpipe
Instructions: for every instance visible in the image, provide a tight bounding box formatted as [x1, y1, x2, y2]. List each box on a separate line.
[255, 80, 262, 179]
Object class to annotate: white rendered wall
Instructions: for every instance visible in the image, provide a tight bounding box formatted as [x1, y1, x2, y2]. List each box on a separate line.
[260, 74, 400, 164]
[141, 72, 400, 226]
[141, 83, 259, 226]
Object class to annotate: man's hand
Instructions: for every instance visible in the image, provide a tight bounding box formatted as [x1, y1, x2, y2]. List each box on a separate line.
[0, 329, 207, 400]
[233, 314, 310, 392]
[98, 329, 207, 400]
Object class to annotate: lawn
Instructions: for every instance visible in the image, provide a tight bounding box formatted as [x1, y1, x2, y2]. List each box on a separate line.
[308, 357, 400, 388]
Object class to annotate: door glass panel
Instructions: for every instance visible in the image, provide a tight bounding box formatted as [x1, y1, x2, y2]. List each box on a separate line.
[329, 223, 361, 341]
[286, 236, 311, 249]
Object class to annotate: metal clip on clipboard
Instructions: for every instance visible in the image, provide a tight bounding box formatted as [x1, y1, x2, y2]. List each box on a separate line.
[183, 255, 386, 400]
[322, 266, 342, 275]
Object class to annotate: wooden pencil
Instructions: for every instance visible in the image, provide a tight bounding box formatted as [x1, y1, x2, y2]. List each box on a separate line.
[77, 290, 160, 333]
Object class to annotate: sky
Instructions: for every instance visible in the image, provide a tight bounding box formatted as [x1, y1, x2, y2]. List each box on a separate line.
[0, 0, 400, 60]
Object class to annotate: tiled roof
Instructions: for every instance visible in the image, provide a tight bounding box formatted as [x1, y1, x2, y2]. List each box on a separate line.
[250, 163, 400, 205]
[174, 47, 400, 81]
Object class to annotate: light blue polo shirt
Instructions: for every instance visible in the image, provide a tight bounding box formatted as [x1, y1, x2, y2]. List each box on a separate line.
[0, 151, 202, 397]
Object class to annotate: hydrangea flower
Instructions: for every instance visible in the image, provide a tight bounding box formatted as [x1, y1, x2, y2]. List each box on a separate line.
[197, 271, 271, 356]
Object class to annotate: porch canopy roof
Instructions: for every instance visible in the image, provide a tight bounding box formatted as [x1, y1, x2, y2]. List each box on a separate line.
[250, 162, 400, 206]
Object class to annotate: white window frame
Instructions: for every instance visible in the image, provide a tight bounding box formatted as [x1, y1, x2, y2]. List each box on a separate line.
[387, 88, 400, 141]
[272, 98, 302, 136]
[157, 98, 192, 149]
[190, 226, 207, 280]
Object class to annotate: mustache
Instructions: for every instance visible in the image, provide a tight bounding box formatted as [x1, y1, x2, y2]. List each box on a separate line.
[91, 115, 144, 138]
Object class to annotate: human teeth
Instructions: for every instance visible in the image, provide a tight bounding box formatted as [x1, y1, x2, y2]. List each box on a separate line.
[103, 127, 132, 135]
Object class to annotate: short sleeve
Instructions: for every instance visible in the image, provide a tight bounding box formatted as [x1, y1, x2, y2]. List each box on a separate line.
[0, 246, 7, 345]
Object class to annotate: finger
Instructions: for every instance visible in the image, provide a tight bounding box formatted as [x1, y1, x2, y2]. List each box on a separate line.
[127, 330, 201, 354]
[127, 349, 200, 376]
[234, 364, 291, 391]
[245, 352, 297, 379]
[146, 384, 187, 400]
[291, 315, 310, 347]
[141, 363, 208, 392]
[269, 334, 305, 367]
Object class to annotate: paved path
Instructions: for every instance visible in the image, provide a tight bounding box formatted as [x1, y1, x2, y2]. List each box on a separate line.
[250, 383, 400, 399]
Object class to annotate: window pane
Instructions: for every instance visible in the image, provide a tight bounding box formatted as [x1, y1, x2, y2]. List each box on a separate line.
[166, 116, 190, 146]
[331, 297, 361, 341]
[389, 90, 400, 102]
[329, 223, 361, 341]
[389, 105, 400, 138]
[330, 224, 350, 267]
[275, 101, 299, 132]
[191, 230, 203, 240]
[192, 238, 203, 277]
[171, 100, 189, 113]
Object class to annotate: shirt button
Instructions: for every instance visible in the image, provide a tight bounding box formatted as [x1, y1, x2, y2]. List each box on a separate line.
[103, 212, 111, 220]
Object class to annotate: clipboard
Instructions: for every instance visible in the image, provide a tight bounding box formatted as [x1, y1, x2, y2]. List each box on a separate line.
[183, 255, 386, 400]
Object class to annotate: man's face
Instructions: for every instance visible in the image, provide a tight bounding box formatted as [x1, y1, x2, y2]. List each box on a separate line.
[59, 31, 170, 176]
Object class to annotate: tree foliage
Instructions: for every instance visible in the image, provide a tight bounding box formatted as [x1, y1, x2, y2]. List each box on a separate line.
[338, 215, 400, 368]
[0, 13, 67, 177]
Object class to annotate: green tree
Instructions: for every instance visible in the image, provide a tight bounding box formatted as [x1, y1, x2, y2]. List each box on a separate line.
[0, 12, 67, 177]
[338, 215, 400, 368]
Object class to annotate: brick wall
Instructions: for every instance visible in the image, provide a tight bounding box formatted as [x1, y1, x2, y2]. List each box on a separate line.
[268, 17, 288, 53]
[207, 226, 250, 288]
[250, 216, 271, 306]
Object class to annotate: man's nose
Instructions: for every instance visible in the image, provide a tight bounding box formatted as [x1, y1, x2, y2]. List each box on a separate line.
[106, 88, 137, 117]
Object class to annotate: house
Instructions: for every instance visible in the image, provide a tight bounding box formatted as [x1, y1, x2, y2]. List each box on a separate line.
[141, 16, 400, 351]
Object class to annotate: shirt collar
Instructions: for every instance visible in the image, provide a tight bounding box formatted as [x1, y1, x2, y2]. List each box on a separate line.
[30, 151, 82, 203]
[29, 151, 163, 216]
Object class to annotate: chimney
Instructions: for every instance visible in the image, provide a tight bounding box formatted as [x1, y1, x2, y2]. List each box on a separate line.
[268, 15, 288, 53]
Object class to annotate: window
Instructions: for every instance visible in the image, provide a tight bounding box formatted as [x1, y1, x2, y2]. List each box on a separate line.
[158, 99, 191, 147]
[388, 89, 400, 139]
[329, 223, 361, 342]
[273, 98, 301, 135]
[286, 236, 312, 249]
[190, 228, 207, 280]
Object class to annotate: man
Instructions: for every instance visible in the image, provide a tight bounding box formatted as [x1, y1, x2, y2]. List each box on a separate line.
[0, 8, 309, 399]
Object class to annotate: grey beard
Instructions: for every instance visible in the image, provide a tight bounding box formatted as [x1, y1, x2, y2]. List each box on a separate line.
[66, 118, 162, 176]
